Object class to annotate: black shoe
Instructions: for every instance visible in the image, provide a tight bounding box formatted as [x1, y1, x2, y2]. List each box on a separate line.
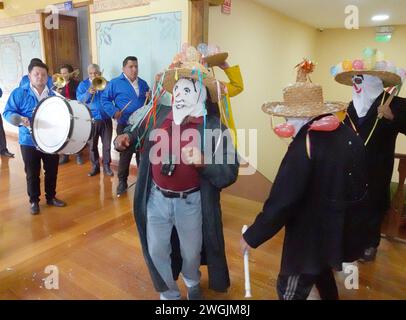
[103, 165, 114, 177]
[46, 198, 66, 207]
[1, 150, 14, 158]
[359, 247, 377, 263]
[59, 155, 69, 165]
[88, 166, 100, 177]
[187, 284, 203, 300]
[116, 180, 128, 196]
[30, 202, 40, 215]
[76, 155, 84, 165]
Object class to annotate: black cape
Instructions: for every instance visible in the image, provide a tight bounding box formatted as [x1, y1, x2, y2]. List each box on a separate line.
[119, 105, 239, 292]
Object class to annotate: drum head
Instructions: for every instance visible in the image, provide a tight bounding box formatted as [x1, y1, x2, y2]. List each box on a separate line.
[32, 96, 72, 153]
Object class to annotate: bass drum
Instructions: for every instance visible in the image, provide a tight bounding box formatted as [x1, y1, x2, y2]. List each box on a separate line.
[32, 96, 92, 154]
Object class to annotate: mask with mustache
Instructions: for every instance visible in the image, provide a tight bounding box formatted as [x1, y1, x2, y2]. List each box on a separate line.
[352, 74, 384, 117]
[172, 78, 207, 125]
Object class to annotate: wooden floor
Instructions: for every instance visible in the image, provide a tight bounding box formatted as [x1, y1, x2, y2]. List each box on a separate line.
[1, 139, 406, 300]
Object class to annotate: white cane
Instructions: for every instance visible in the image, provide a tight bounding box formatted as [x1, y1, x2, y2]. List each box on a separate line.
[242, 225, 252, 298]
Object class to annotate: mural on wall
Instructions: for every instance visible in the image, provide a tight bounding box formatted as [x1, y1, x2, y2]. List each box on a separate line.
[0, 31, 42, 93]
[96, 11, 181, 86]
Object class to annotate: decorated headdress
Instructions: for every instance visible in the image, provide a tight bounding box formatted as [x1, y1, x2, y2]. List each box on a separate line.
[162, 44, 224, 103]
[331, 48, 406, 88]
[262, 59, 348, 118]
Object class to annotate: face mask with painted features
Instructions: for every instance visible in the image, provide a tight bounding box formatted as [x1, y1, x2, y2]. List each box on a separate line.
[172, 78, 207, 125]
[352, 74, 384, 117]
[273, 117, 311, 138]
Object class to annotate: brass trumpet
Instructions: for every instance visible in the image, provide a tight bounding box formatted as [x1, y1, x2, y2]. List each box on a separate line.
[87, 76, 107, 104]
[52, 69, 81, 89]
[91, 76, 107, 91]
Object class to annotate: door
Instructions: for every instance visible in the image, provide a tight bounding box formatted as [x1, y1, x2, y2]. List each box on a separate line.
[41, 13, 81, 76]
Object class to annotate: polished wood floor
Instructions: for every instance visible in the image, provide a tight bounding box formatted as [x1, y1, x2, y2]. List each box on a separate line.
[0, 139, 406, 300]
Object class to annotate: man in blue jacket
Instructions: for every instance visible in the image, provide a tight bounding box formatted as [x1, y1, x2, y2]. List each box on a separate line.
[0, 87, 14, 158]
[19, 58, 53, 89]
[77, 63, 113, 177]
[101, 56, 150, 195]
[3, 61, 66, 215]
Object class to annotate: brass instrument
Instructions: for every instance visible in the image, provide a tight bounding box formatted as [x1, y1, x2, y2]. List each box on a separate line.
[91, 76, 107, 91]
[87, 76, 107, 104]
[52, 69, 81, 89]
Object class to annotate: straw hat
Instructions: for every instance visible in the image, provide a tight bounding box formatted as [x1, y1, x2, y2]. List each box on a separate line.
[162, 47, 221, 103]
[335, 70, 401, 88]
[203, 52, 229, 68]
[262, 59, 348, 118]
[332, 49, 405, 88]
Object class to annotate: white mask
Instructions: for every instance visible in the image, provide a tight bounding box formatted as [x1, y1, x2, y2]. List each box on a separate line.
[286, 117, 311, 137]
[172, 78, 207, 125]
[352, 74, 383, 117]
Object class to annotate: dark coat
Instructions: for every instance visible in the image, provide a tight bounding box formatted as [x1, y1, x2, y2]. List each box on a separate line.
[244, 115, 369, 275]
[121, 105, 239, 292]
[344, 92, 406, 213]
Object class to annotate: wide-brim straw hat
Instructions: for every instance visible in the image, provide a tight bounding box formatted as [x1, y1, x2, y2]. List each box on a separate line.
[162, 61, 220, 103]
[335, 70, 401, 88]
[263, 60, 348, 118]
[203, 52, 229, 68]
[262, 100, 348, 118]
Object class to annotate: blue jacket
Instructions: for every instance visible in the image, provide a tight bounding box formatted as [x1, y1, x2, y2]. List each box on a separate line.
[3, 83, 55, 147]
[0, 87, 2, 98]
[19, 75, 53, 89]
[77, 79, 110, 120]
[101, 73, 149, 125]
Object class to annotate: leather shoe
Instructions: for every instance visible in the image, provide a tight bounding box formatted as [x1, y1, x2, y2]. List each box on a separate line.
[88, 166, 100, 177]
[103, 165, 114, 177]
[1, 150, 14, 158]
[358, 247, 377, 263]
[116, 180, 128, 196]
[46, 198, 66, 207]
[30, 202, 40, 215]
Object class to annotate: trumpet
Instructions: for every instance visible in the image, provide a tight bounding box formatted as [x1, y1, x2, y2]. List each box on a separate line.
[91, 76, 107, 91]
[86, 76, 107, 105]
[52, 69, 81, 89]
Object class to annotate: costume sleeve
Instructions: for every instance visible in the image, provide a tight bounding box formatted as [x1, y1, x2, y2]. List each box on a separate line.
[243, 136, 312, 248]
[390, 96, 406, 134]
[198, 127, 239, 189]
[224, 65, 244, 98]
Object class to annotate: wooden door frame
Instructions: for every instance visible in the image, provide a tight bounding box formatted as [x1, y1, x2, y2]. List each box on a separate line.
[41, 13, 81, 75]
[189, 0, 225, 46]
[39, 1, 93, 74]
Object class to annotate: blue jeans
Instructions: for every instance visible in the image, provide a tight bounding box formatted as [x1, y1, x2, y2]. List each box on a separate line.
[147, 183, 202, 300]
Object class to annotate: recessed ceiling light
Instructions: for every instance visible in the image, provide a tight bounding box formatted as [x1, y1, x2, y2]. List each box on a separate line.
[372, 14, 389, 21]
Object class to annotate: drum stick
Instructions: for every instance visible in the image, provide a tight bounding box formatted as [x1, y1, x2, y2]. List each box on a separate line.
[120, 100, 133, 113]
[242, 225, 252, 298]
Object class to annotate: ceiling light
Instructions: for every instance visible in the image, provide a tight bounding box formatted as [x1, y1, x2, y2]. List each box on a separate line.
[372, 14, 389, 22]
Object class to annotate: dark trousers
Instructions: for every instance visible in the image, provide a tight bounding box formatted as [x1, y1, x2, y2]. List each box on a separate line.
[0, 116, 8, 152]
[90, 119, 113, 167]
[20, 145, 59, 203]
[368, 209, 386, 248]
[116, 124, 138, 181]
[277, 268, 338, 300]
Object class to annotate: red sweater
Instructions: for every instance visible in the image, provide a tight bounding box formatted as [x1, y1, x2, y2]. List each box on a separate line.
[151, 111, 203, 192]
